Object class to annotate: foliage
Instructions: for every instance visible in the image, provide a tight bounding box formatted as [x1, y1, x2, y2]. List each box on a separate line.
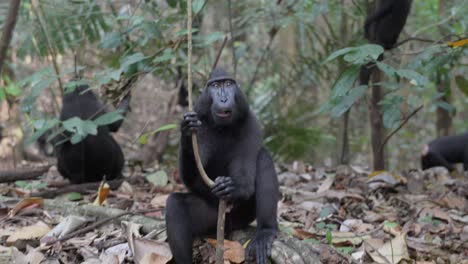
[0, 0, 466, 164]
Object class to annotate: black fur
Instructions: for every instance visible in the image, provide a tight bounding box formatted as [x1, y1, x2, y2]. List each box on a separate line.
[421, 132, 468, 172]
[166, 69, 279, 264]
[54, 84, 130, 184]
[360, 0, 412, 85]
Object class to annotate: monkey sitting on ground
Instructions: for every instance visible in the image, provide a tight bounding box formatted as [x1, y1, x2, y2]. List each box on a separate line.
[54, 83, 131, 184]
[421, 132, 468, 172]
[165, 69, 279, 264]
[360, 0, 412, 85]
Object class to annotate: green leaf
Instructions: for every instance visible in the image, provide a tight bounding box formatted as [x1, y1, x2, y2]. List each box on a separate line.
[153, 49, 176, 63]
[376, 61, 397, 79]
[64, 80, 89, 94]
[381, 96, 403, 129]
[94, 111, 124, 126]
[15, 181, 29, 188]
[68, 192, 82, 201]
[316, 222, 326, 230]
[319, 207, 331, 218]
[5, 84, 21, 96]
[323, 47, 357, 64]
[325, 229, 332, 244]
[34, 182, 48, 190]
[330, 66, 360, 98]
[204, 31, 224, 45]
[139, 124, 177, 144]
[120, 52, 146, 72]
[192, 0, 205, 13]
[303, 238, 320, 244]
[331, 85, 368, 117]
[383, 221, 398, 229]
[26, 118, 60, 145]
[21, 77, 55, 113]
[324, 44, 383, 65]
[455, 75, 468, 96]
[62, 117, 98, 144]
[336, 247, 353, 254]
[435, 101, 455, 113]
[396, 69, 428, 86]
[146, 170, 169, 187]
[166, 0, 178, 8]
[344, 44, 383, 64]
[99, 32, 122, 49]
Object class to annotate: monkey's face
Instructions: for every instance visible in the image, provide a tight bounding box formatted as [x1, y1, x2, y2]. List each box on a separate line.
[207, 78, 239, 126]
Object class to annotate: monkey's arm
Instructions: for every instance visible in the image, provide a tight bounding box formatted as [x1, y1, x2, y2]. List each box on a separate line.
[364, 1, 394, 37]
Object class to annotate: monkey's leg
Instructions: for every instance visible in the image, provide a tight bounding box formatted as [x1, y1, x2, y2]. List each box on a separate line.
[166, 192, 218, 263]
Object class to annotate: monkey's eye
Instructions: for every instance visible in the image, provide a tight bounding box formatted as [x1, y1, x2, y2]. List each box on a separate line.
[212, 82, 220, 88]
[225, 80, 232, 86]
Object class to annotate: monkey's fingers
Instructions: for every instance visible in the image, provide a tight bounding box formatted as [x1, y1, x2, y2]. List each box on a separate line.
[183, 111, 198, 118]
[256, 240, 267, 264]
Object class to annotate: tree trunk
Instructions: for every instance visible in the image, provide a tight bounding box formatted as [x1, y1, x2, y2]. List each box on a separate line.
[336, 0, 350, 165]
[370, 70, 385, 170]
[0, 0, 21, 76]
[435, 81, 452, 137]
[435, 0, 452, 137]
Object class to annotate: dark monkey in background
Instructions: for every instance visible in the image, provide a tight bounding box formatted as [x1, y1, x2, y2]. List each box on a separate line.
[360, 0, 412, 85]
[421, 132, 468, 172]
[166, 69, 279, 264]
[55, 84, 131, 184]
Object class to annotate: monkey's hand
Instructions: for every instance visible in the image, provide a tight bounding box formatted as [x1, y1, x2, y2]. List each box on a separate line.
[246, 229, 276, 264]
[181, 111, 201, 136]
[211, 176, 238, 201]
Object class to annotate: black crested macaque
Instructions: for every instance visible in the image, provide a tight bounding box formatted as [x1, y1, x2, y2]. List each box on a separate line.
[360, 0, 412, 85]
[166, 69, 278, 264]
[55, 83, 131, 184]
[421, 132, 468, 172]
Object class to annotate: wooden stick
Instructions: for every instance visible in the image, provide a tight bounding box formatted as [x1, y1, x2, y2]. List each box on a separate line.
[0, 165, 52, 183]
[187, 1, 225, 264]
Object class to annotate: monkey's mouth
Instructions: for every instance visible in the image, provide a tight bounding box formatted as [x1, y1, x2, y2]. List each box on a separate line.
[216, 110, 232, 118]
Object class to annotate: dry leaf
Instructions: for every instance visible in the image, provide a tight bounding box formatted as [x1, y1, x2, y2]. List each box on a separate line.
[133, 238, 172, 264]
[207, 239, 245, 263]
[317, 174, 335, 193]
[151, 195, 169, 208]
[292, 228, 318, 240]
[331, 231, 369, 246]
[6, 222, 51, 246]
[43, 215, 87, 241]
[367, 234, 409, 264]
[25, 249, 45, 264]
[93, 181, 110, 206]
[8, 197, 44, 217]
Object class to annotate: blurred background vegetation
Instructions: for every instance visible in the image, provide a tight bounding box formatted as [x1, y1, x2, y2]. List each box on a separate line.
[0, 0, 466, 171]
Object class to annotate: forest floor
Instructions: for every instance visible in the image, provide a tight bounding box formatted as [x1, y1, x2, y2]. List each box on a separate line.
[0, 160, 467, 264]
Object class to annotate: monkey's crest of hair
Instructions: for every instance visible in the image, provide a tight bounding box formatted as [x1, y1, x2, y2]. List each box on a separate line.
[207, 68, 236, 86]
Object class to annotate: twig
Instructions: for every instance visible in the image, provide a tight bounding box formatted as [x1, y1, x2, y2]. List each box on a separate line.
[31, 0, 63, 93]
[45, 208, 162, 245]
[227, 0, 237, 77]
[30, 178, 125, 198]
[211, 36, 228, 74]
[379, 105, 423, 153]
[247, 30, 278, 89]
